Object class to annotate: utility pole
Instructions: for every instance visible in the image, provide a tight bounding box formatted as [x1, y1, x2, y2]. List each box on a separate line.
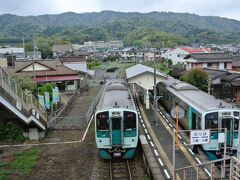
[153, 50, 158, 125]
[94, 47, 96, 79]
[32, 39, 36, 80]
[22, 37, 25, 61]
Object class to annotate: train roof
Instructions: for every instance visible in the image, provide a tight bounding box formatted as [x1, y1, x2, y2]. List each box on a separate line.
[163, 77, 234, 114]
[97, 79, 136, 111]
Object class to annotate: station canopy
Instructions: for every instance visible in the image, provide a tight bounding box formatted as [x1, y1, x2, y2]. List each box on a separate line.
[125, 64, 168, 90]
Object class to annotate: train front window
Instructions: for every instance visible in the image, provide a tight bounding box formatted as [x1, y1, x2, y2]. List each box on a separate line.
[96, 111, 109, 130]
[205, 112, 218, 129]
[124, 111, 136, 131]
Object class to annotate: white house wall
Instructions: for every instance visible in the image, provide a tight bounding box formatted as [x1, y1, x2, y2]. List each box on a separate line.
[21, 63, 50, 71]
[168, 48, 189, 65]
[128, 73, 166, 90]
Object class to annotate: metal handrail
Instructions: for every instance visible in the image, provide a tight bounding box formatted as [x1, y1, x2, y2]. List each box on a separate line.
[85, 85, 105, 125]
[0, 66, 47, 122]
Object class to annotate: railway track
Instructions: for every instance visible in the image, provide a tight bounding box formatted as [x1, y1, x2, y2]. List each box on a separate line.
[109, 160, 132, 180]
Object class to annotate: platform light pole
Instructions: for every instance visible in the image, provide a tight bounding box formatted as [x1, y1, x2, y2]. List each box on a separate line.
[153, 50, 158, 125]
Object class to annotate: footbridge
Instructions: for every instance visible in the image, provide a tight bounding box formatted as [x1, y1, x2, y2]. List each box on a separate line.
[0, 66, 48, 139]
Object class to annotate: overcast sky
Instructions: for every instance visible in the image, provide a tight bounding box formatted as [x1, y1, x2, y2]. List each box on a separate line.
[1, 0, 240, 20]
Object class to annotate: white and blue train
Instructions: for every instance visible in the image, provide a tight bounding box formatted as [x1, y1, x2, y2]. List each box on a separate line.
[95, 79, 138, 159]
[157, 77, 240, 160]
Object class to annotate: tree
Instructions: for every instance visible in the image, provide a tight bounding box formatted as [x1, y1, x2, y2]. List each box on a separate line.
[38, 83, 53, 97]
[167, 59, 173, 68]
[180, 69, 208, 92]
[13, 76, 37, 95]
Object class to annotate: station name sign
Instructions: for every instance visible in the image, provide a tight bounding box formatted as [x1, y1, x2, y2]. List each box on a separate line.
[190, 130, 210, 145]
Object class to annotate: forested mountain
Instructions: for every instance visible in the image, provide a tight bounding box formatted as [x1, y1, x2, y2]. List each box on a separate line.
[1, 11, 240, 46]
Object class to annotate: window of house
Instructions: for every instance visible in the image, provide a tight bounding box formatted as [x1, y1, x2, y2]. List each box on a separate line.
[207, 63, 212, 67]
[66, 81, 74, 85]
[224, 62, 227, 69]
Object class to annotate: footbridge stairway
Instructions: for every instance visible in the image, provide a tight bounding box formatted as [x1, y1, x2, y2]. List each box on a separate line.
[0, 66, 48, 139]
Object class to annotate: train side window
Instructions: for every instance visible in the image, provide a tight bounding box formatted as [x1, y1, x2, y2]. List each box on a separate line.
[233, 111, 239, 130]
[197, 116, 201, 129]
[124, 111, 136, 131]
[234, 118, 239, 130]
[205, 112, 218, 129]
[96, 111, 109, 130]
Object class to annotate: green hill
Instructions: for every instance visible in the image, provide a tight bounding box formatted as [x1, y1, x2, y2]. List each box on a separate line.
[1, 11, 240, 45]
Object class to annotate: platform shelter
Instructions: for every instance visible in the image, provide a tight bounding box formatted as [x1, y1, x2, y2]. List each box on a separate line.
[126, 64, 167, 109]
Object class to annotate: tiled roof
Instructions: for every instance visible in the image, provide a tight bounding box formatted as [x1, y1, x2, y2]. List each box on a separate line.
[203, 68, 228, 80]
[6, 60, 78, 77]
[184, 53, 234, 61]
[15, 60, 57, 72]
[179, 47, 204, 53]
[52, 44, 73, 52]
[122, 47, 137, 52]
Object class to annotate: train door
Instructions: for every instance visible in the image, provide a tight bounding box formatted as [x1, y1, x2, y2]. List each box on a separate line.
[192, 112, 197, 130]
[221, 118, 234, 147]
[111, 117, 122, 146]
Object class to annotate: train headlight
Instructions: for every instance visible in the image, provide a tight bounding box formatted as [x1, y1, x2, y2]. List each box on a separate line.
[132, 139, 134, 142]
[99, 140, 102, 143]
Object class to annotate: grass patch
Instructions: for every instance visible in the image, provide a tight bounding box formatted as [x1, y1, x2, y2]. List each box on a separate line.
[0, 122, 25, 143]
[143, 61, 170, 74]
[0, 148, 39, 179]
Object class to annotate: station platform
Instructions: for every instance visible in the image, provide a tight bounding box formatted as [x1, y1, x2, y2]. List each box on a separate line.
[135, 93, 212, 179]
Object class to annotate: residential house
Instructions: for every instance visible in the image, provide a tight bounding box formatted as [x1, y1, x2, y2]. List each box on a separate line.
[83, 40, 123, 49]
[144, 48, 161, 61]
[184, 53, 239, 71]
[0, 47, 25, 60]
[161, 47, 210, 65]
[121, 47, 138, 62]
[26, 51, 42, 60]
[52, 44, 73, 58]
[231, 57, 240, 72]
[160, 48, 172, 59]
[204, 68, 240, 102]
[203, 68, 228, 98]
[6, 60, 87, 91]
[59, 51, 94, 76]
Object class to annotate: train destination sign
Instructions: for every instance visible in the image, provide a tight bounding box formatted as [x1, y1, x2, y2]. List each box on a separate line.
[190, 130, 210, 145]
